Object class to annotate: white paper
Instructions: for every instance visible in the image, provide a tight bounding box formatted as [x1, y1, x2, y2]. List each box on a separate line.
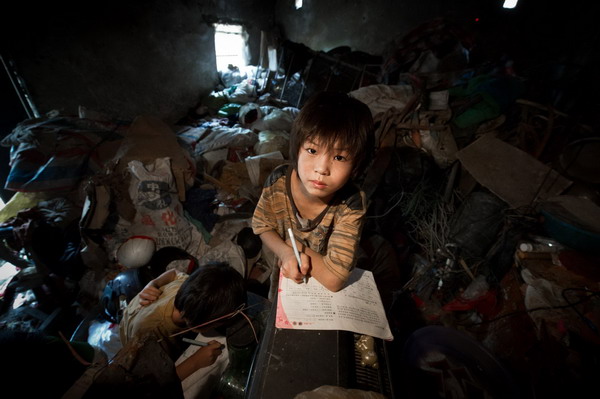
[176, 332, 228, 399]
[275, 268, 394, 341]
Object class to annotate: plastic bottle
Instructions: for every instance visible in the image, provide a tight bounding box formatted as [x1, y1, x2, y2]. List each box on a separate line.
[519, 236, 564, 253]
[519, 242, 557, 253]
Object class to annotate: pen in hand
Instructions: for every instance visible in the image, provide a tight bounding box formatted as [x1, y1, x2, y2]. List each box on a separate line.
[182, 337, 225, 349]
[287, 227, 307, 284]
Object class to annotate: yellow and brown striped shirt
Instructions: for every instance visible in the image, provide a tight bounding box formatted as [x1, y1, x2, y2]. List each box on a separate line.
[252, 164, 367, 282]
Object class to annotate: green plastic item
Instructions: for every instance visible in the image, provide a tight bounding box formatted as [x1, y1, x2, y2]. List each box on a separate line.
[452, 92, 501, 129]
[218, 103, 242, 117]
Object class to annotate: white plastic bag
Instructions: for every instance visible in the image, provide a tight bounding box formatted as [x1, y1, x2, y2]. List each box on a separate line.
[87, 319, 122, 361]
[124, 157, 209, 268]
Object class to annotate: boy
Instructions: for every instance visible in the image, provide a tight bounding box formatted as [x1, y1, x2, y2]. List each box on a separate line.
[252, 91, 374, 293]
[119, 262, 246, 381]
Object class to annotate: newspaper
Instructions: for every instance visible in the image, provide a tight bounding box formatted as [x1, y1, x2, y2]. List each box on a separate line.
[275, 268, 394, 340]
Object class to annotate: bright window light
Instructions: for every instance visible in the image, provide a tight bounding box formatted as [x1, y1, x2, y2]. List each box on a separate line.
[503, 0, 518, 9]
[214, 24, 248, 72]
[295, 0, 303, 9]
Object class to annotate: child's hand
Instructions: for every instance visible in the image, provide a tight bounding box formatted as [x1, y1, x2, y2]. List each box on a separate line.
[177, 340, 225, 379]
[138, 282, 161, 306]
[191, 340, 225, 369]
[280, 245, 309, 284]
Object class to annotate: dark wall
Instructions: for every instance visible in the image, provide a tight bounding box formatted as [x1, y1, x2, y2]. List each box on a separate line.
[1, 0, 599, 128]
[478, 0, 600, 121]
[275, 0, 471, 55]
[0, 0, 276, 124]
[275, 0, 600, 125]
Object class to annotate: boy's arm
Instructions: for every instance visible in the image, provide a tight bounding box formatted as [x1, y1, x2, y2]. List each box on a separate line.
[261, 230, 346, 292]
[289, 241, 346, 292]
[176, 341, 224, 380]
[139, 268, 178, 306]
[286, 196, 366, 292]
[259, 230, 310, 282]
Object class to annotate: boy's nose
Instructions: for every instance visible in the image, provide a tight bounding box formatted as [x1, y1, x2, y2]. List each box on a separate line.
[314, 157, 330, 175]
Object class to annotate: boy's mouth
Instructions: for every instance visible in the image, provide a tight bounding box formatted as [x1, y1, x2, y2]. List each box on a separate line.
[309, 180, 327, 189]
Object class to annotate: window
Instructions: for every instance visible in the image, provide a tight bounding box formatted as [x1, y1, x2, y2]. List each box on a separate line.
[214, 23, 249, 72]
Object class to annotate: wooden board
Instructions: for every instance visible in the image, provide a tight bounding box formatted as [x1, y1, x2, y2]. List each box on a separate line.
[456, 134, 572, 208]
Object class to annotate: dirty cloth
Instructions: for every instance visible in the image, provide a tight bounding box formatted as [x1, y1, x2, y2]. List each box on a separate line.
[1, 116, 124, 192]
[349, 84, 414, 118]
[177, 122, 257, 158]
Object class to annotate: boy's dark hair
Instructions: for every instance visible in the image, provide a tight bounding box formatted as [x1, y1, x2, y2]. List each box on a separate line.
[174, 261, 246, 328]
[289, 91, 374, 177]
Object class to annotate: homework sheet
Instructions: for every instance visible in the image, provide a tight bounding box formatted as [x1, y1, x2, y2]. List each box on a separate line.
[275, 268, 394, 340]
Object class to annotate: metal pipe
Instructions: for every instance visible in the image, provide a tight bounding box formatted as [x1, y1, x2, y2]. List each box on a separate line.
[1, 54, 39, 119]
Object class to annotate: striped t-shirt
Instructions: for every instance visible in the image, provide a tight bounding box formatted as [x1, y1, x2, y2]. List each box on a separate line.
[252, 164, 367, 282]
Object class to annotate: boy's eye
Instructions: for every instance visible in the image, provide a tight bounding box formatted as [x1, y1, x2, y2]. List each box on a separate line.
[306, 148, 317, 155]
[334, 155, 348, 162]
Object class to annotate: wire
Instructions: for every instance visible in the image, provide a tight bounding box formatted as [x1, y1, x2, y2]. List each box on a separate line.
[365, 192, 406, 219]
[562, 288, 599, 336]
[58, 331, 92, 367]
[167, 302, 261, 339]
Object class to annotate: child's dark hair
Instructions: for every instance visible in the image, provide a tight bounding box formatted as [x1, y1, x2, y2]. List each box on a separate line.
[174, 261, 246, 327]
[289, 91, 374, 177]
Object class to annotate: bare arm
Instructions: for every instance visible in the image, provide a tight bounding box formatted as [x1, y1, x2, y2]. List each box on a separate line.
[292, 241, 345, 292]
[260, 230, 307, 280]
[139, 268, 178, 306]
[176, 341, 224, 380]
[260, 230, 345, 292]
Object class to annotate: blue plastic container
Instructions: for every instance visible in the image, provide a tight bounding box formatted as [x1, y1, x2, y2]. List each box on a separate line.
[540, 208, 600, 254]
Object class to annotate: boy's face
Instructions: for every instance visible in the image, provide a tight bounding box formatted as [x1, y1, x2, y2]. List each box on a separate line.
[296, 138, 354, 202]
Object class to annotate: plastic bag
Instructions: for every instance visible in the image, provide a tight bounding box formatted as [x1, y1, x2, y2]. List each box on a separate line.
[118, 157, 208, 268]
[254, 130, 290, 158]
[87, 319, 122, 361]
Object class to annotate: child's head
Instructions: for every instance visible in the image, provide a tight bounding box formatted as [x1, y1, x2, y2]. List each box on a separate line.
[289, 91, 374, 178]
[174, 262, 246, 328]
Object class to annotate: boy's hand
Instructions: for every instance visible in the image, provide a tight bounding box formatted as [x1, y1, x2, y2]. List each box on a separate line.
[280, 245, 309, 284]
[191, 340, 225, 369]
[177, 340, 225, 379]
[139, 282, 161, 306]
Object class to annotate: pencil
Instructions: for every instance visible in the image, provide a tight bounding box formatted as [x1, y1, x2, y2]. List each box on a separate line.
[182, 337, 208, 346]
[182, 337, 225, 349]
[287, 227, 307, 284]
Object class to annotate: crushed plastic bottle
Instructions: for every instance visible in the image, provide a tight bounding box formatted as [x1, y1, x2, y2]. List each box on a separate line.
[519, 235, 564, 253]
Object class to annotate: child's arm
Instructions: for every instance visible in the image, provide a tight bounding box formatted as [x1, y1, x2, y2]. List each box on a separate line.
[260, 230, 310, 283]
[261, 230, 348, 292]
[284, 196, 366, 292]
[285, 236, 346, 292]
[176, 340, 224, 380]
[138, 268, 178, 306]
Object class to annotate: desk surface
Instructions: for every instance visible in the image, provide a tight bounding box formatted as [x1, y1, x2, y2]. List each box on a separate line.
[245, 292, 396, 398]
[246, 296, 354, 398]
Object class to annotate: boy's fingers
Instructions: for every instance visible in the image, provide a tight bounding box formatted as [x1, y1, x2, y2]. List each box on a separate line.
[287, 266, 302, 281]
[139, 294, 156, 303]
[208, 340, 226, 351]
[300, 253, 310, 274]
